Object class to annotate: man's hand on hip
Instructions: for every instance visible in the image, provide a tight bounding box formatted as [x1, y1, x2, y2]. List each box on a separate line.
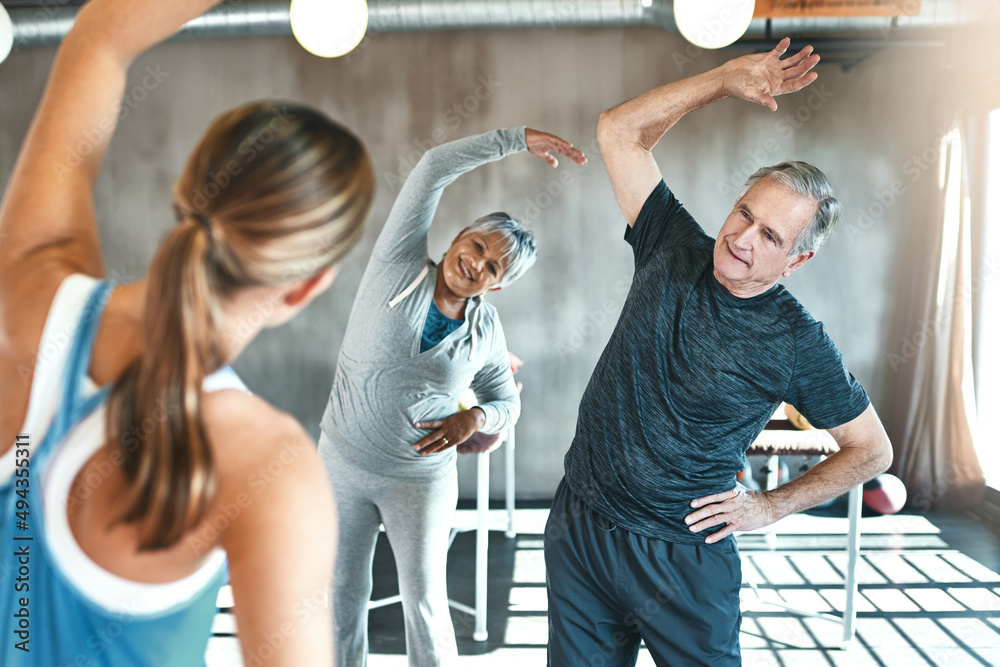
[684, 484, 778, 544]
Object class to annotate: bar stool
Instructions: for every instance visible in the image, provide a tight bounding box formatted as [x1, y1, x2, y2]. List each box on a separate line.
[447, 428, 516, 641]
[366, 426, 517, 643]
[744, 415, 862, 647]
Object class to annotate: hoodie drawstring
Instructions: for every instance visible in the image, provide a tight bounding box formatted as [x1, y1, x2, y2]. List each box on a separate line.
[388, 264, 430, 308]
[468, 305, 481, 362]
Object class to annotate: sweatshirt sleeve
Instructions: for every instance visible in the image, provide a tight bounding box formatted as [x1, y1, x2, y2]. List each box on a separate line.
[371, 127, 528, 265]
[469, 319, 520, 435]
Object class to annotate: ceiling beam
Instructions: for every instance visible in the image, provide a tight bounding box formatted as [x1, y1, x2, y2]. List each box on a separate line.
[754, 0, 922, 17]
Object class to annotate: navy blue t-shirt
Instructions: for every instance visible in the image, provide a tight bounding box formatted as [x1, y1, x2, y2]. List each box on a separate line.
[563, 180, 870, 545]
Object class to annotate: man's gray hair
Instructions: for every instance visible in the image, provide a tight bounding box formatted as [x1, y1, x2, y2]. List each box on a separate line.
[739, 161, 842, 256]
[460, 212, 537, 288]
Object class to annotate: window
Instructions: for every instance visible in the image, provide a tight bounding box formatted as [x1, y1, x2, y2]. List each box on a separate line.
[975, 110, 1000, 489]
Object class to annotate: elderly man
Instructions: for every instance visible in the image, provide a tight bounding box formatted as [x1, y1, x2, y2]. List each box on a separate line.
[544, 38, 893, 666]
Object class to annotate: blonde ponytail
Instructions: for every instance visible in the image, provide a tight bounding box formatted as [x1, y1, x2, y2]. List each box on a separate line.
[105, 101, 373, 550]
[108, 216, 224, 549]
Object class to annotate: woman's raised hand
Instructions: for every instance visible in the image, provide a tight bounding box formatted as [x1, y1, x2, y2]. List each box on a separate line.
[525, 128, 588, 168]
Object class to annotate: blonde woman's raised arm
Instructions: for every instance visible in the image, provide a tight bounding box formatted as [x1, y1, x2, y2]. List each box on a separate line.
[0, 0, 219, 295]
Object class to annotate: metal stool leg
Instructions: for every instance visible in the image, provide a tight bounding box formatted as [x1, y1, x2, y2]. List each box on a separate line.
[446, 452, 489, 641]
[505, 428, 516, 538]
[843, 484, 862, 647]
[763, 455, 780, 549]
[473, 451, 489, 640]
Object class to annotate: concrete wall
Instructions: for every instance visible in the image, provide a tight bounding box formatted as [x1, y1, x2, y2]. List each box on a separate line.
[0, 27, 945, 499]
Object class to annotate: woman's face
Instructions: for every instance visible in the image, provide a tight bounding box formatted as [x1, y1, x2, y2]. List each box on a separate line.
[440, 229, 509, 298]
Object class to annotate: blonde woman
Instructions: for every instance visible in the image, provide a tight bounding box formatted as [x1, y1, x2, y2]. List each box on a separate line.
[0, 1, 373, 665]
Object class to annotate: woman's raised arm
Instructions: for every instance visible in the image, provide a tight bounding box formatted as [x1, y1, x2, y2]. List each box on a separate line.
[0, 0, 219, 305]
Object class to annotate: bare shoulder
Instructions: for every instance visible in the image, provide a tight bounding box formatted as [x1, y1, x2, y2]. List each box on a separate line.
[200, 390, 332, 529]
[200, 392, 336, 665]
[201, 390, 310, 464]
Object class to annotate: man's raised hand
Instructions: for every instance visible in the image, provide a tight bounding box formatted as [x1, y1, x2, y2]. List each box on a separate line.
[722, 37, 821, 112]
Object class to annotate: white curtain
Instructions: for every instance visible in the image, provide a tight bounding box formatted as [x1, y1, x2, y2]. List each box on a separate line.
[889, 126, 985, 510]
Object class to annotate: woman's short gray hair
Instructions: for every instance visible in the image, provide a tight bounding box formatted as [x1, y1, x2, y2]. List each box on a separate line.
[739, 161, 842, 256]
[460, 212, 537, 288]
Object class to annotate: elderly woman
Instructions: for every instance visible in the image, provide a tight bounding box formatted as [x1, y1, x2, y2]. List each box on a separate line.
[319, 127, 585, 666]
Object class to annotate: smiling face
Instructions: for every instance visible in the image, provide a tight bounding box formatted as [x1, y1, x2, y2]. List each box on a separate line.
[439, 229, 510, 298]
[713, 176, 819, 298]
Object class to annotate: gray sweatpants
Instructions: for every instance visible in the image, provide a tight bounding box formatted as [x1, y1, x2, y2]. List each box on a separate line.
[319, 433, 459, 667]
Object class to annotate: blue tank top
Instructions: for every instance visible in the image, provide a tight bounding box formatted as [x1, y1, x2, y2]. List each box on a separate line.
[0, 280, 226, 666]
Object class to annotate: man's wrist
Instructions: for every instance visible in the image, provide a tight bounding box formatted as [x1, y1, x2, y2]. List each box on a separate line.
[760, 486, 791, 524]
[470, 406, 487, 428]
[710, 64, 732, 101]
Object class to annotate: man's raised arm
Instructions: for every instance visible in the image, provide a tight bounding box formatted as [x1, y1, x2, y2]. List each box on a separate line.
[596, 37, 821, 226]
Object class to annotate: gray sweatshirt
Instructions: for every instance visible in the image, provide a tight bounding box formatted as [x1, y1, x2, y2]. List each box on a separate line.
[320, 128, 527, 480]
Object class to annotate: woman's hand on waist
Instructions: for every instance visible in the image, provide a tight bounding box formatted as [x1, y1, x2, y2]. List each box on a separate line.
[413, 407, 486, 456]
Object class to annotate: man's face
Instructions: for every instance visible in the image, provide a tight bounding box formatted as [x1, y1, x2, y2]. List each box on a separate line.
[440, 229, 509, 298]
[713, 177, 818, 298]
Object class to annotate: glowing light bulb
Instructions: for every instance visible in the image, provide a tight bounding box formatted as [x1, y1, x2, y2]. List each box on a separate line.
[673, 0, 755, 50]
[290, 0, 368, 58]
[0, 3, 14, 65]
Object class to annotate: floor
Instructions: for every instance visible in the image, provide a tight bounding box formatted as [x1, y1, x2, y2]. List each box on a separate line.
[206, 502, 1000, 666]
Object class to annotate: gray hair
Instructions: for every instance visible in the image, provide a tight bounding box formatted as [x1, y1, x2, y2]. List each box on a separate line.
[739, 161, 842, 256]
[459, 212, 537, 288]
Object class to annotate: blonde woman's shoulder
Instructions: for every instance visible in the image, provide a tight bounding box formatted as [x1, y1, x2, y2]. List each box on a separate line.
[199, 390, 336, 664]
[200, 389, 334, 535]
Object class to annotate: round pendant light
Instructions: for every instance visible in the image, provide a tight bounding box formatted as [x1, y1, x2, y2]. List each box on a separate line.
[0, 3, 14, 65]
[290, 0, 368, 58]
[674, 0, 755, 50]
